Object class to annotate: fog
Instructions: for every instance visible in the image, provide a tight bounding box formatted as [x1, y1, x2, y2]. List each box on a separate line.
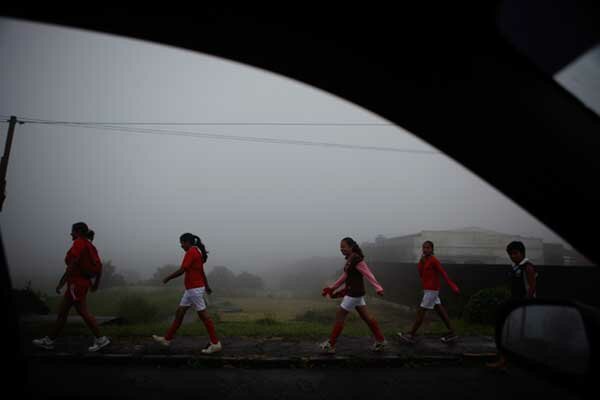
[0, 18, 570, 287]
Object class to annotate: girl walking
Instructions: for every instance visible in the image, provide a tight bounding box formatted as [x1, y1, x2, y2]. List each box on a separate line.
[398, 240, 460, 344]
[320, 237, 386, 354]
[32, 222, 109, 352]
[152, 233, 222, 354]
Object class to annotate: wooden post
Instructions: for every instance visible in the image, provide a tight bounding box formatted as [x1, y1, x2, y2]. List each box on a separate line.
[0, 116, 18, 212]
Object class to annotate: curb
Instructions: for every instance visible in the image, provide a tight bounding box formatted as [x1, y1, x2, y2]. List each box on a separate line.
[29, 351, 498, 368]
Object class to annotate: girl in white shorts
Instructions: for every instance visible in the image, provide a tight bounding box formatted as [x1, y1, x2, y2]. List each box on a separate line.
[152, 233, 222, 354]
[398, 241, 461, 344]
[320, 237, 386, 354]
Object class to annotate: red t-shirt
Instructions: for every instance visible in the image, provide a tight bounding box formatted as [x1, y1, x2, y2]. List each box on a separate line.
[181, 246, 206, 290]
[64, 238, 95, 288]
[418, 255, 447, 291]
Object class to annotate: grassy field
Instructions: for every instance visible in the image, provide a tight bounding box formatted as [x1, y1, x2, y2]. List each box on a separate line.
[22, 286, 493, 339]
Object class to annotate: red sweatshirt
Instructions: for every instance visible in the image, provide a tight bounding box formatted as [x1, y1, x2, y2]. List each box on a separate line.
[418, 255, 458, 292]
[64, 238, 96, 288]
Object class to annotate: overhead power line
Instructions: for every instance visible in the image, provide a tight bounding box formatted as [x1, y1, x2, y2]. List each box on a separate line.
[1, 116, 440, 155]
[2, 115, 394, 127]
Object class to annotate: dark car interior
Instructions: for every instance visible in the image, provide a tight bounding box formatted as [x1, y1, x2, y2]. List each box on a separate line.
[2, 0, 599, 396]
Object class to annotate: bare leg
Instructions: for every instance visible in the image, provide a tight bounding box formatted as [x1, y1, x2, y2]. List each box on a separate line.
[73, 297, 101, 337]
[409, 308, 427, 336]
[335, 306, 349, 322]
[49, 295, 73, 340]
[356, 305, 385, 342]
[434, 304, 454, 334]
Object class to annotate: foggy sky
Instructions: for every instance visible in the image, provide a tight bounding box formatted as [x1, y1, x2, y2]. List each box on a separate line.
[0, 18, 571, 282]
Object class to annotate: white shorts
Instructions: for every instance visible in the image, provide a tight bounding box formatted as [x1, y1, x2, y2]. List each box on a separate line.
[179, 287, 207, 311]
[420, 290, 441, 310]
[340, 295, 366, 311]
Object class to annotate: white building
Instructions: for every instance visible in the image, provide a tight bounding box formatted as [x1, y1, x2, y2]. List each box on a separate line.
[362, 227, 544, 265]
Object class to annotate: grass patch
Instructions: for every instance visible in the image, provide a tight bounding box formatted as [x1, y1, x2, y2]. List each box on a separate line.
[255, 313, 279, 326]
[117, 295, 159, 324]
[45, 286, 182, 320]
[29, 286, 423, 339]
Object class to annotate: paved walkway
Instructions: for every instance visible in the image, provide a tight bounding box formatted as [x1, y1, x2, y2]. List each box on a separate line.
[24, 335, 498, 367]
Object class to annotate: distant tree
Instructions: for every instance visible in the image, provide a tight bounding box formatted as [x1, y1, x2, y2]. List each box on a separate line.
[235, 271, 264, 290]
[279, 257, 341, 297]
[100, 261, 127, 288]
[207, 266, 236, 290]
[120, 269, 142, 285]
[146, 265, 180, 286]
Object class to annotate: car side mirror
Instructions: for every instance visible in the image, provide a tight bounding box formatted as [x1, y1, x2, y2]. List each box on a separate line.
[495, 299, 599, 392]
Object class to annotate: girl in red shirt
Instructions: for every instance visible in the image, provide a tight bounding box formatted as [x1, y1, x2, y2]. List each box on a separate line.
[32, 222, 110, 352]
[152, 233, 222, 354]
[398, 240, 460, 344]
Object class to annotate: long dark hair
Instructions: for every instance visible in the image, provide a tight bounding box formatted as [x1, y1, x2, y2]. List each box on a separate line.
[180, 233, 209, 262]
[72, 222, 89, 236]
[86, 230, 95, 242]
[341, 237, 365, 260]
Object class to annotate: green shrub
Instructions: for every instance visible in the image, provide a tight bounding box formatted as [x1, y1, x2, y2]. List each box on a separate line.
[463, 286, 511, 325]
[294, 308, 358, 324]
[256, 312, 278, 325]
[294, 309, 333, 324]
[117, 295, 159, 324]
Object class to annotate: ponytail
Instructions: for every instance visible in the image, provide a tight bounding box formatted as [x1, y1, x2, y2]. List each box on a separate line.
[180, 232, 209, 262]
[86, 230, 95, 242]
[193, 235, 209, 263]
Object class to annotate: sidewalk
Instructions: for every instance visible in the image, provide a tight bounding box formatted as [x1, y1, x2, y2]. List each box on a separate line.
[25, 335, 498, 368]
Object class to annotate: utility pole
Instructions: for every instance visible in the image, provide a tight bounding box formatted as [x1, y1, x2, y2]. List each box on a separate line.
[0, 116, 19, 212]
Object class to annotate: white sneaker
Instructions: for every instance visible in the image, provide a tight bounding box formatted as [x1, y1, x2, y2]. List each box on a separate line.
[371, 340, 388, 352]
[441, 333, 459, 344]
[319, 340, 336, 354]
[152, 334, 171, 347]
[201, 341, 222, 354]
[88, 336, 111, 352]
[397, 332, 416, 344]
[32, 336, 55, 350]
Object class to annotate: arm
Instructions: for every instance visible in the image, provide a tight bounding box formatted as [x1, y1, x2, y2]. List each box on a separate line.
[356, 262, 384, 295]
[165, 249, 196, 284]
[330, 271, 348, 291]
[92, 267, 103, 292]
[202, 269, 212, 294]
[525, 265, 537, 298]
[323, 271, 348, 297]
[433, 259, 460, 294]
[56, 271, 68, 294]
[163, 268, 185, 284]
